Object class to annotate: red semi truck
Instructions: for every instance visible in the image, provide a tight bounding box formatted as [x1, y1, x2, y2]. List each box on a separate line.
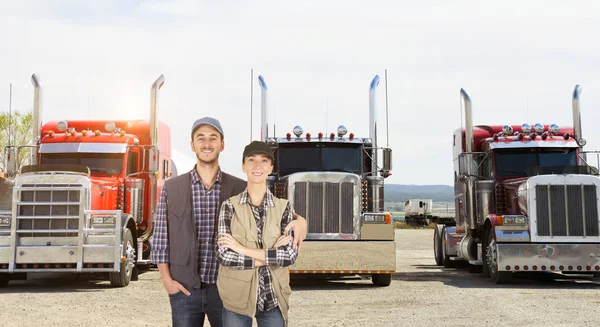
[0, 74, 173, 287]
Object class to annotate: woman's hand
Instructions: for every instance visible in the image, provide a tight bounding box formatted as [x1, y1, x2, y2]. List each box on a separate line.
[285, 214, 307, 249]
[272, 234, 293, 248]
[218, 233, 243, 253]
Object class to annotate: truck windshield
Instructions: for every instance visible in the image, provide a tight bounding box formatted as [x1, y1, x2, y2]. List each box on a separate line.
[40, 153, 124, 175]
[494, 148, 579, 177]
[277, 143, 362, 176]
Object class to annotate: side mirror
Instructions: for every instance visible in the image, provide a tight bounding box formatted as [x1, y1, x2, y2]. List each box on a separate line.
[382, 148, 392, 172]
[458, 152, 478, 175]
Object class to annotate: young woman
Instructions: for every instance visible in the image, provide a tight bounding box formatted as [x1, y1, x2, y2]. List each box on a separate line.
[216, 141, 298, 327]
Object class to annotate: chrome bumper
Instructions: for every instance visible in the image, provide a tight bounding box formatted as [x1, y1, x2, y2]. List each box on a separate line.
[497, 243, 600, 272]
[0, 210, 122, 273]
[289, 240, 396, 274]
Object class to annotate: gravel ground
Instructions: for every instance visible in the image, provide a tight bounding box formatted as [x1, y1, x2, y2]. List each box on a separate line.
[1, 229, 599, 326]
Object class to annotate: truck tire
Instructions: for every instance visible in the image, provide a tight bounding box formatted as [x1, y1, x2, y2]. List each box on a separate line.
[371, 274, 392, 286]
[484, 227, 512, 284]
[109, 228, 135, 287]
[0, 273, 9, 287]
[433, 225, 444, 266]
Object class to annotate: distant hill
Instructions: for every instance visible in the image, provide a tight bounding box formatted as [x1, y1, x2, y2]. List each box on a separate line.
[384, 184, 454, 203]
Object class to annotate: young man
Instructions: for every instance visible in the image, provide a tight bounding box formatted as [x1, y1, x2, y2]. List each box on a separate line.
[216, 141, 298, 327]
[152, 117, 306, 327]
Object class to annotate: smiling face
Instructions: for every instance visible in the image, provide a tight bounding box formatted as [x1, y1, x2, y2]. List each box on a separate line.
[190, 125, 224, 165]
[242, 154, 273, 184]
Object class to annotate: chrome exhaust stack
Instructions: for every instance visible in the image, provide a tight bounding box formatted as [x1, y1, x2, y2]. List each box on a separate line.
[150, 75, 164, 147]
[460, 88, 474, 153]
[572, 85, 583, 147]
[142, 74, 164, 242]
[369, 75, 380, 174]
[258, 75, 268, 141]
[460, 88, 476, 230]
[30, 74, 43, 165]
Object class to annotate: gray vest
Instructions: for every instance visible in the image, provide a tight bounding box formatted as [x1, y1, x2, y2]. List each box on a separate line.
[164, 171, 245, 289]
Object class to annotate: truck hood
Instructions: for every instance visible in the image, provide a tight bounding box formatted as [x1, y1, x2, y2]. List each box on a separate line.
[90, 176, 121, 211]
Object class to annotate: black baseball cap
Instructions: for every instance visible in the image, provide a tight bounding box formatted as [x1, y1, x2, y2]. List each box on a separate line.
[191, 117, 224, 139]
[242, 141, 274, 163]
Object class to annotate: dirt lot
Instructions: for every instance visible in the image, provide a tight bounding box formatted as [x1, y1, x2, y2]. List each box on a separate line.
[1, 229, 600, 326]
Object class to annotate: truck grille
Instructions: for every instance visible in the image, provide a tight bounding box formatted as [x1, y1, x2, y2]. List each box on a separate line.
[293, 181, 354, 234]
[535, 184, 599, 237]
[17, 183, 84, 237]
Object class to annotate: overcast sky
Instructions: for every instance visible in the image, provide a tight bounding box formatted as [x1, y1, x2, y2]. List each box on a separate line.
[1, 0, 600, 185]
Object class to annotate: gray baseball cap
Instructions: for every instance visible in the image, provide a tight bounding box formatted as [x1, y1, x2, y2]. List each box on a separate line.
[191, 117, 224, 139]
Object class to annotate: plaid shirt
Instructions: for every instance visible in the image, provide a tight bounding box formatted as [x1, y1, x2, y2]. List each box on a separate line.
[151, 168, 222, 285]
[216, 188, 297, 312]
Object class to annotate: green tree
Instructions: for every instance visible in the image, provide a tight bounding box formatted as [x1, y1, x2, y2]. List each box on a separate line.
[0, 111, 33, 173]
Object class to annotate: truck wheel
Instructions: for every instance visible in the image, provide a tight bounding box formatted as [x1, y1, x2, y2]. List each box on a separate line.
[109, 228, 135, 287]
[433, 225, 444, 266]
[0, 273, 9, 287]
[485, 228, 512, 284]
[371, 274, 392, 286]
[441, 228, 456, 268]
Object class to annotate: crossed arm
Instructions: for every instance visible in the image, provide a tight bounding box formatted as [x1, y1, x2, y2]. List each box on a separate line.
[215, 200, 299, 269]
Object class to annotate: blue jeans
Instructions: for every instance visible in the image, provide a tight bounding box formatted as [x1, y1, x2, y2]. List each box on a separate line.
[222, 306, 285, 327]
[169, 284, 223, 327]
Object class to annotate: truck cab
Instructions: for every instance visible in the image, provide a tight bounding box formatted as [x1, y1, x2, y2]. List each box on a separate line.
[0, 74, 170, 288]
[258, 75, 395, 286]
[435, 86, 600, 284]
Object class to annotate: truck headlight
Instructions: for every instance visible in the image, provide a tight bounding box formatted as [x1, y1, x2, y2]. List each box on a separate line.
[500, 215, 528, 226]
[362, 213, 387, 223]
[91, 215, 116, 226]
[0, 213, 10, 227]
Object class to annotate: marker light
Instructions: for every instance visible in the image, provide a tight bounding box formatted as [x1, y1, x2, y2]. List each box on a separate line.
[533, 123, 544, 134]
[502, 125, 513, 136]
[318, 132, 323, 139]
[563, 132, 571, 140]
[349, 133, 354, 140]
[330, 133, 335, 140]
[337, 125, 348, 137]
[521, 124, 531, 134]
[105, 121, 116, 132]
[293, 126, 303, 137]
[306, 133, 311, 140]
[286, 133, 291, 140]
[94, 130, 101, 136]
[56, 121, 68, 132]
[549, 124, 560, 134]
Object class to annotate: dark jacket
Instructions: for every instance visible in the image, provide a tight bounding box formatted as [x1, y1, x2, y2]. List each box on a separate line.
[164, 171, 245, 289]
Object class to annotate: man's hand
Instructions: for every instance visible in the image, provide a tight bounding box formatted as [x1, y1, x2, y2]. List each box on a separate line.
[161, 276, 191, 296]
[272, 234, 293, 248]
[285, 213, 307, 249]
[218, 233, 243, 253]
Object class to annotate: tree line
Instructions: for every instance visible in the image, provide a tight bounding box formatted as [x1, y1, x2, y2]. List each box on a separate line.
[0, 111, 33, 173]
